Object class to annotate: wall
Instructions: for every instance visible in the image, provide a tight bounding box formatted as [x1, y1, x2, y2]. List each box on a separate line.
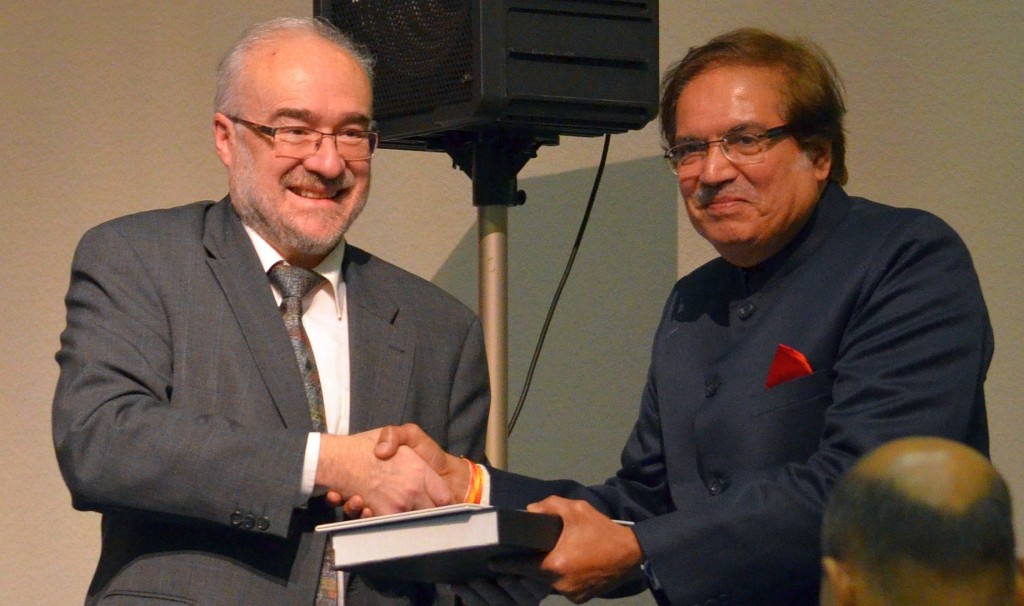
[2, 2, 1020, 605]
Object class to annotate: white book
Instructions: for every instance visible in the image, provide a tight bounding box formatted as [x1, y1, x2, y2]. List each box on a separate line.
[315, 504, 563, 583]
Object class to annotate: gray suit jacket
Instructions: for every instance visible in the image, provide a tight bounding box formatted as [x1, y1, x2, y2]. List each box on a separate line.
[53, 198, 490, 605]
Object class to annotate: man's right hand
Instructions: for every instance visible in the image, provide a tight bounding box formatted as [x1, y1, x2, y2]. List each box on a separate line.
[315, 428, 453, 515]
[331, 424, 472, 518]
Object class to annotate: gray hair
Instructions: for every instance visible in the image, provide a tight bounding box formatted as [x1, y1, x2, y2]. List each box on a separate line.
[214, 16, 375, 115]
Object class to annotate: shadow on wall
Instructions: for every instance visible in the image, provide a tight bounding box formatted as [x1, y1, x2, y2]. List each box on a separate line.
[434, 155, 679, 486]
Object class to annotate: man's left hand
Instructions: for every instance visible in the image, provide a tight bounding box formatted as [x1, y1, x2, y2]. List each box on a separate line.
[493, 496, 645, 604]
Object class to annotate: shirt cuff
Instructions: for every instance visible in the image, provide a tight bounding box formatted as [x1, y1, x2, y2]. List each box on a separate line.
[301, 431, 320, 499]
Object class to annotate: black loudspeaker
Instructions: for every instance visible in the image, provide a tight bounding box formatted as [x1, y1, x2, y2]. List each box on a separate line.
[313, 0, 659, 151]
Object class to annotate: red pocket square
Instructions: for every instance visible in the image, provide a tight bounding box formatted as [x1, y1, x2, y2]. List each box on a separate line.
[765, 344, 813, 389]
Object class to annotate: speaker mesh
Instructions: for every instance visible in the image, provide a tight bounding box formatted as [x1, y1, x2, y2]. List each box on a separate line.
[321, 0, 473, 120]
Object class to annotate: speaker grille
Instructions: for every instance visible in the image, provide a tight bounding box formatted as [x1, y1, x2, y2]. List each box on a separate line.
[318, 0, 474, 120]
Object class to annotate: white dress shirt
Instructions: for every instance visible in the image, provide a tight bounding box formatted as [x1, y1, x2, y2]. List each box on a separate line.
[243, 225, 350, 497]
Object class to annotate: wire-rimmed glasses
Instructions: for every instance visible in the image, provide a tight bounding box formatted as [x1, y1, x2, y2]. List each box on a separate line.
[664, 125, 790, 175]
[229, 116, 378, 162]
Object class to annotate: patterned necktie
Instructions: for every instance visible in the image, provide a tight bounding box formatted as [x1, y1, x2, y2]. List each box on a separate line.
[267, 262, 338, 605]
[269, 262, 329, 431]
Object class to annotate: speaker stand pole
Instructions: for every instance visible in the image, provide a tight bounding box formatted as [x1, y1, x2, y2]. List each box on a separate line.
[478, 205, 508, 469]
[447, 133, 540, 470]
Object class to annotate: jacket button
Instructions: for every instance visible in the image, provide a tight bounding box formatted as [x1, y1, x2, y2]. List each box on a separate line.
[257, 516, 271, 531]
[242, 514, 256, 530]
[229, 510, 243, 527]
[708, 477, 724, 495]
[737, 301, 756, 320]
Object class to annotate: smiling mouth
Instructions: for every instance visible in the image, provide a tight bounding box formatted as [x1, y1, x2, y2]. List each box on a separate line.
[692, 195, 742, 211]
[291, 187, 340, 200]
[287, 170, 355, 201]
[707, 196, 743, 207]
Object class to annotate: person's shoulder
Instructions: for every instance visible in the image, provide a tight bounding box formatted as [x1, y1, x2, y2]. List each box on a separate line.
[82, 200, 216, 241]
[344, 245, 476, 321]
[824, 193, 981, 296]
[842, 194, 967, 252]
[70, 201, 220, 274]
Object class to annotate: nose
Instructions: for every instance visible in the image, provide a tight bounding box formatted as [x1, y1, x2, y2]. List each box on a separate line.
[302, 135, 346, 178]
[698, 141, 738, 186]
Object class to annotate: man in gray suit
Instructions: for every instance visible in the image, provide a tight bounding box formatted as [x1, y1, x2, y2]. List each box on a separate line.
[52, 17, 489, 606]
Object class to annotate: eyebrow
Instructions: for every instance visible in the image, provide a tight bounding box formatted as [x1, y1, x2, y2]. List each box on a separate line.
[723, 122, 765, 135]
[675, 121, 768, 143]
[267, 108, 372, 129]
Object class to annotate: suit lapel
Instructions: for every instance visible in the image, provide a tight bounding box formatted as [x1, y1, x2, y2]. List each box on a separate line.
[202, 198, 312, 430]
[343, 246, 415, 434]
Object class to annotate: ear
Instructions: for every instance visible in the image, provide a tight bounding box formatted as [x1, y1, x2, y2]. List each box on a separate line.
[821, 557, 856, 606]
[809, 141, 832, 183]
[213, 112, 236, 169]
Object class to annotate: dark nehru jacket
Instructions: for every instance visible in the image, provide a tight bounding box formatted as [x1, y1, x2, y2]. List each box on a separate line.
[491, 182, 992, 606]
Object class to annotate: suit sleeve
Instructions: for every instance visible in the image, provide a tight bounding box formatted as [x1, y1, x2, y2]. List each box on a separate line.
[52, 223, 309, 539]
[445, 314, 490, 463]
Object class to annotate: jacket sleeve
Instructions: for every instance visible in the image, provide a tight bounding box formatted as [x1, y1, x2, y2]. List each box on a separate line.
[445, 314, 490, 463]
[52, 221, 309, 539]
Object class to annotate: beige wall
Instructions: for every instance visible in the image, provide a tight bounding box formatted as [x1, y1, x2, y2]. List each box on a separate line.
[2, 2, 1020, 605]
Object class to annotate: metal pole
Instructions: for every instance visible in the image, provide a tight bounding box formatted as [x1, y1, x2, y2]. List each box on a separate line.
[446, 133, 542, 470]
[478, 205, 508, 469]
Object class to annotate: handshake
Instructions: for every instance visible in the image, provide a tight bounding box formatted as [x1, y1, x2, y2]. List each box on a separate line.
[313, 424, 645, 605]
[315, 423, 472, 517]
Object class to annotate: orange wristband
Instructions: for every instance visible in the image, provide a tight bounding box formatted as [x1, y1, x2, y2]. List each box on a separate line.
[462, 457, 483, 504]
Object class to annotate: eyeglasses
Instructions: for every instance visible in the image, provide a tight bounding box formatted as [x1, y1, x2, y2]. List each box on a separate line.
[229, 116, 379, 162]
[664, 125, 790, 175]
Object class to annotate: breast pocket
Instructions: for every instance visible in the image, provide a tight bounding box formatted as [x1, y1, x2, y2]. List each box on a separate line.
[749, 369, 835, 463]
[754, 369, 835, 417]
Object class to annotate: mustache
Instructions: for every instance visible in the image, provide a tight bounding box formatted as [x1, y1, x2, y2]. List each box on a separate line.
[693, 184, 723, 208]
[692, 184, 752, 208]
[284, 169, 356, 197]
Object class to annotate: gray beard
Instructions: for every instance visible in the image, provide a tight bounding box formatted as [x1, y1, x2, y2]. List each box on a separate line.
[230, 143, 365, 259]
[233, 187, 354, 259]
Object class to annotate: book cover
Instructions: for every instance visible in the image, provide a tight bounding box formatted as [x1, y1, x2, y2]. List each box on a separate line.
[315, 504, 563, 584]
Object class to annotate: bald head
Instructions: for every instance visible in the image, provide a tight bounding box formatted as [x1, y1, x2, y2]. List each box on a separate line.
[820, 437, 1022, 606]
[855, 436, 1000, 513]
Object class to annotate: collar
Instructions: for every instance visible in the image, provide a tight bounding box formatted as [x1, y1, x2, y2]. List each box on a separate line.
[738, 181, 851, 296]
[243, 224, 346, 319]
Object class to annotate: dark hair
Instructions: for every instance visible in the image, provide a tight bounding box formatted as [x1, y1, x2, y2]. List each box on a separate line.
[822, 471, 1017, 597]
[660, 28, 848, 185]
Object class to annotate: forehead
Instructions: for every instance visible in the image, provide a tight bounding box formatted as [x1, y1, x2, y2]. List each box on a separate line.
[674, 64, 787, 137]
[238, 33, 372, 123]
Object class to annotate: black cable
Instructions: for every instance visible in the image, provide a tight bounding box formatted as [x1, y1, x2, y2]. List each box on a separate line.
[507, 133, 612, 436]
